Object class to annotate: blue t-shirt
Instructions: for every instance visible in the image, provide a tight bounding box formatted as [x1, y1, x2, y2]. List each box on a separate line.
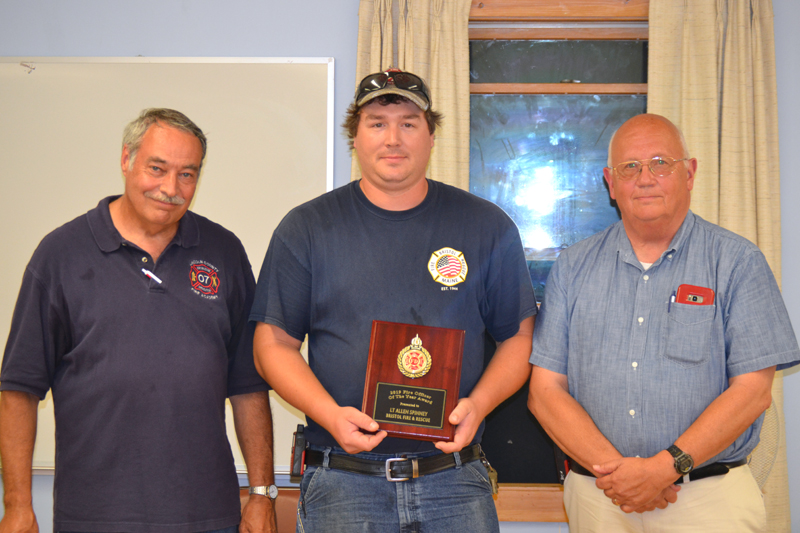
[530, 211, 800, 465]
[250, 180, 537, 453]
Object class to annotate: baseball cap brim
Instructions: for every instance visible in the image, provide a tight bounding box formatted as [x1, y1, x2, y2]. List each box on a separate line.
[357, 86, 430, 111]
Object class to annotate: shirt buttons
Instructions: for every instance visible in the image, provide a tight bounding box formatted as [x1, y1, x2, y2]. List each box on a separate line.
[667, 254, 673, 259]
[637, 317, 644, 324]
[643, 275, 649, 281]
[632, 362, 638, 368]
[629, 410, 636, 417]
[141, 257, 148, 263]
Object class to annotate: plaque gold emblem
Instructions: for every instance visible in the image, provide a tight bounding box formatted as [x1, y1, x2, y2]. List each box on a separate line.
[397, 334, 432, 378]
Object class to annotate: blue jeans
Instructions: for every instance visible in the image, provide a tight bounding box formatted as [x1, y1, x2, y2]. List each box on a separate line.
[296, 446, 499, 533]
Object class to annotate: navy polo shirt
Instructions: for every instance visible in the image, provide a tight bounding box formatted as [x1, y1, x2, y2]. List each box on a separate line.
[1, 196, 267, 533]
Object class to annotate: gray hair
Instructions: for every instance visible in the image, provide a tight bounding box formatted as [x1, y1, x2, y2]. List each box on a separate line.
[122, 108, 207, 169]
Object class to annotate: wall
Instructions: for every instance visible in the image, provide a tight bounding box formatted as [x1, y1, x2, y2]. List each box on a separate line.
[774, 1, 800, 532]
[0, 1, 798, 532]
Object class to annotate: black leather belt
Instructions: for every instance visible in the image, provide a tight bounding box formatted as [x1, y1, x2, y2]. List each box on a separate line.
[566, 460, 596, 477]
[305, 444, 481, 481]
[568, 457, 747, 484]
[673, 458, 748, 484]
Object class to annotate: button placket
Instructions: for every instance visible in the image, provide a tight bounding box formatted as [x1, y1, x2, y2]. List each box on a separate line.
[626, 267, 652, 432]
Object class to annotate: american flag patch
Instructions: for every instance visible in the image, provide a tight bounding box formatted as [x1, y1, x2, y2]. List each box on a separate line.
[436, 255, 462, 277]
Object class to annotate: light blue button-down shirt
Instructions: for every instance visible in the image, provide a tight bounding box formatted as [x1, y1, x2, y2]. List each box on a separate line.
[530, 211, 800, 465]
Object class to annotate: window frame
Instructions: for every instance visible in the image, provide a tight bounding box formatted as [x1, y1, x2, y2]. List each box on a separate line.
[469, 26, 648, 95]
[469, 0, 649, 22]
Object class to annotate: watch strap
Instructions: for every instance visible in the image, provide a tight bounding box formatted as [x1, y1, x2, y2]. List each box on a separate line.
[666, 444, 682, 458]
[249, 485, 279, 500]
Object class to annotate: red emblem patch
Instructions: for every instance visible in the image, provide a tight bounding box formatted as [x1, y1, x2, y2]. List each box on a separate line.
[190, 263, 220, 295]
[403, 351, 425, 373]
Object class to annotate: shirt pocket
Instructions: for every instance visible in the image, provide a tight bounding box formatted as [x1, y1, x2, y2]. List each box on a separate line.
[662, 303, 716, 367]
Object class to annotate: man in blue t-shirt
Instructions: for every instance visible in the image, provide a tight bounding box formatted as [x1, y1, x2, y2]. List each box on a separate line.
[250, 70, 537, 532]
[529, 114, 800, 531]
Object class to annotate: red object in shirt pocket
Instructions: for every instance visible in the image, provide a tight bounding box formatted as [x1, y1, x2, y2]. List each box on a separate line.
[676, 284, 715, 306]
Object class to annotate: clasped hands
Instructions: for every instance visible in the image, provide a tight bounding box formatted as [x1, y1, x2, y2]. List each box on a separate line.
[593, 455, 681, 513]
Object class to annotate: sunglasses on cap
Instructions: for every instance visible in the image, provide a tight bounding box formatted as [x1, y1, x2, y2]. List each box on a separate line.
[355, 69, 431, 110]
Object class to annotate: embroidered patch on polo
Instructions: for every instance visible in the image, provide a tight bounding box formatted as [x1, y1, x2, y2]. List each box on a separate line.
[190, 261, 220, 299]
[428, 247, 468, 286]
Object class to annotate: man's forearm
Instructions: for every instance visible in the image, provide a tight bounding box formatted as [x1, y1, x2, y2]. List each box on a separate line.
[468, 316, 535, 419]
[231, 390, 278, 532]
[674, 366, 775, 466]
[230, 391, 274, 486]
[528, 366, 622, 472]
[253, 323, 342, 429]
[253, 323, 387, 454]
[0, 390, 39, 508]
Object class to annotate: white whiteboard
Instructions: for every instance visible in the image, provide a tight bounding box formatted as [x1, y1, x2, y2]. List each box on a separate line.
[0, 57, 333, 474]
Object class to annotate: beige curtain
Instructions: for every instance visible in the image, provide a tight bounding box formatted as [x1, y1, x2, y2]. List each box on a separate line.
[649, 0, 789, 530]
[352, 0, 472, 189]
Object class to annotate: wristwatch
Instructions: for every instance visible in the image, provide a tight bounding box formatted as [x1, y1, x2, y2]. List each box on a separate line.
[249, 485, 279, 500]
[667, 444, 694, 475]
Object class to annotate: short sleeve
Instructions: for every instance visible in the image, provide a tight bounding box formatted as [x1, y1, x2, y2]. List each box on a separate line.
[480, 222, 537, 343]
[227, 243, 270, 397]
[1, 267, 65, 399]
[249, 225, 312, 342]
[529, 256, 570, 375]
[723, 249, 800, 375]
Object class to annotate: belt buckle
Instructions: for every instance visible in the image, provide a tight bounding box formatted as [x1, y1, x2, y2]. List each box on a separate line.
[385, 457, 417, 482]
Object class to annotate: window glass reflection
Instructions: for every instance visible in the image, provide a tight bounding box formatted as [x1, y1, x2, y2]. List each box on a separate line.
[470, 94, 647, 300]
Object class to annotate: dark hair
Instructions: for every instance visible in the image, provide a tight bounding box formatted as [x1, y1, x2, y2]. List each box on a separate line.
[341, 94, 443, 149]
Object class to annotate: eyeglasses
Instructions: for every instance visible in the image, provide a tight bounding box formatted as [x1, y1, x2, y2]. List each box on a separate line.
[355, 70, 431, 108]
[611, 156, 689, 180]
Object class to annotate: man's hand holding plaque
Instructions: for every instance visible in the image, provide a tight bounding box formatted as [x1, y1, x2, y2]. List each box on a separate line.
[362, 321, 464, 442]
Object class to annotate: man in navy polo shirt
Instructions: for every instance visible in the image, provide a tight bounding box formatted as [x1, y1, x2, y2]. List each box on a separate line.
[0, 109, 277, 533]
[250, 70, 537, 532]
[529, 114, 800, 531]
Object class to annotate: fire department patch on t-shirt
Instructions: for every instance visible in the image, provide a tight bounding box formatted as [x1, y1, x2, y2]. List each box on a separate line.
[190, 260, 220, 299]
[428, 247, 468, 286]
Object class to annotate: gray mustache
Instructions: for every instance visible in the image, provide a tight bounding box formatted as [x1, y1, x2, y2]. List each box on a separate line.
[145, 191, 185, 205]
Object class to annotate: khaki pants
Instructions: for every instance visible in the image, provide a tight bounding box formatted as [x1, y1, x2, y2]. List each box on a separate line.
[564, 464, 766, 532]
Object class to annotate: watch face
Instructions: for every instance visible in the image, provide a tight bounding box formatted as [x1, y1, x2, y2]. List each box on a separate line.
[268, 485, 279, 499]
[677, 455, 694, 474]
[668, 445, 694, 475]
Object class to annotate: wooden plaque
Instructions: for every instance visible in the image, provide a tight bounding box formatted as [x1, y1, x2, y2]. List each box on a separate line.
[362, 321, 464, 442]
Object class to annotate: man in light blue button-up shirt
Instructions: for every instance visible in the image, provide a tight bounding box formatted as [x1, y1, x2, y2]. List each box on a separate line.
[529, 114, 800, 532]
